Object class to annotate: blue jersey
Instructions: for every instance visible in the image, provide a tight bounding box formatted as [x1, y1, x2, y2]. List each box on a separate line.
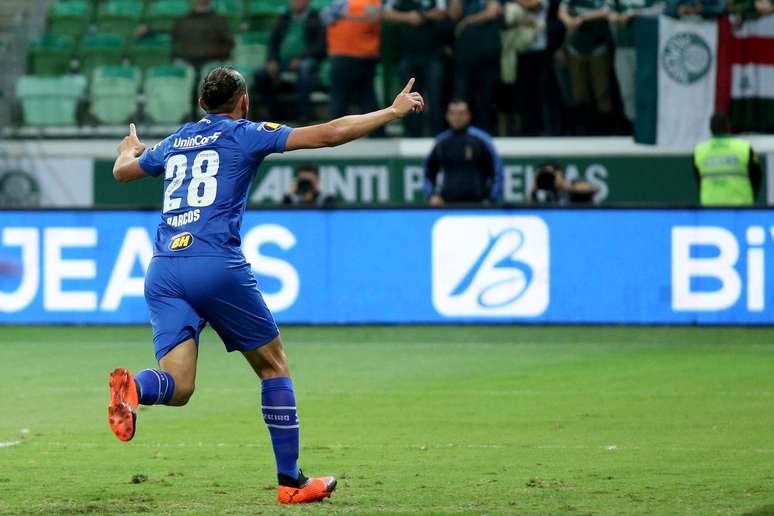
[138, 115, 292, 257]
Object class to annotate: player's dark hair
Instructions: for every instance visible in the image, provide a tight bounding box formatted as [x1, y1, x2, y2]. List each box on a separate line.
[297, 163, 319, 176]
[200, 67, 247, 114]
[710, 112, 732, 136]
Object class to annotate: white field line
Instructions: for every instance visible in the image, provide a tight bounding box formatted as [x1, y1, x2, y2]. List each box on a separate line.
[0, 441, 20, 448]
[42, 441, 508, 450]
[36, 441, 774, 453]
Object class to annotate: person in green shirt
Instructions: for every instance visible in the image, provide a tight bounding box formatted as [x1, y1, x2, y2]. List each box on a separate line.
[383, 0, 448, 137]
[254, 0, 327, 123]
[450, 0, 503, 134]
[608, 0, 662, 124]
[693, 113, 762, 207]
[558, 0, 613, 134]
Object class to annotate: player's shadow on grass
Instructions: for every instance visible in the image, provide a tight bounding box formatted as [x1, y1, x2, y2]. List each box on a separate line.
[744, 504, 774, 516]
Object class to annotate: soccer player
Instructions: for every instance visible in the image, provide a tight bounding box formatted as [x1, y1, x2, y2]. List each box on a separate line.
[108, 67, 423, 504]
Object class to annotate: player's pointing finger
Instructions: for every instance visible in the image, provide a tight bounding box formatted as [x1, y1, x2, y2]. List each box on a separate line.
[401, 77, 415, 94]
[129, 123, 137, 138]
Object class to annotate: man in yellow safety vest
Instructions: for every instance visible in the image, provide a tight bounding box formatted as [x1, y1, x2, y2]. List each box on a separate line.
[693, 113, 762, 206]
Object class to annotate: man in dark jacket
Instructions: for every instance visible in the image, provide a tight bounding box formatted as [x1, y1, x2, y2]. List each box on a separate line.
[425, 99, 503, 205]
[254, 0, 327, 122]
[172, 0, 234, 70]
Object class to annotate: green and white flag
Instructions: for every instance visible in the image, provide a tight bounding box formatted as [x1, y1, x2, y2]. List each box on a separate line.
[635, 16, 719, 148]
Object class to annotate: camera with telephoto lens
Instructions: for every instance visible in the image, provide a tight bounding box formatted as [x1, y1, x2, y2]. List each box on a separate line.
[296, 178, 315, 195]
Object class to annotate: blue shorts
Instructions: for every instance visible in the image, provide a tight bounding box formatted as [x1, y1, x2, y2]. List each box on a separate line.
[144, 255, 279, 362]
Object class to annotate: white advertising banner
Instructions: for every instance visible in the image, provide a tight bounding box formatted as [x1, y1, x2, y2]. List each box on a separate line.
[0, 157, 93, 206]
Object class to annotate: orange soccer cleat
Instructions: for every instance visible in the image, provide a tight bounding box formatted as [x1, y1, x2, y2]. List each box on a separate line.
[277, 473, 337, 504]
[108, 368, 139, 442]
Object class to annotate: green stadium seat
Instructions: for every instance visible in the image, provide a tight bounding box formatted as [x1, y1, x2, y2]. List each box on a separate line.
[146, 0, 190, 33]
[310, 0, 334, 10]
[59, 0, 101, 10]
[90, 65, 141, 124]
[213, 0, 244, 33]
[128, 33, 172, 72]
[144, 64, 195, 123]
[16, 75, 87, 126]
[28, 34, 75, 76]
[78, 33, 126, 77]
[246, 0, 286, 30]
[232, 31, 270, 70]
[97, 1, 143, 38]
[48, 1, 92, 38]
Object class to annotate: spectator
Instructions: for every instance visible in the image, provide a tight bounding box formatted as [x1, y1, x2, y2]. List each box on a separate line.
[449, 0, 503, 134]
[501, 0, 543, 86]
[282, 164, 336, 205]
[758, 0, 774, 14]
[383, 0, 448, 137]
[322, 0, 383, 122]
[609, 0, 663, 126]
[665, 0, 724, 17]
[693, 113, 761, 206]
[171, 0, 234, 70]
[254, 0, 327, 123]
[504, 0, 562, 135]
[425, 99, 503, 205]
[558, 0, 613, 134]
[529, 160, 597, 204]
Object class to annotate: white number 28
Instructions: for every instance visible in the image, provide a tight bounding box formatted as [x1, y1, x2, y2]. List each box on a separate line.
[163, 150, 220, 213]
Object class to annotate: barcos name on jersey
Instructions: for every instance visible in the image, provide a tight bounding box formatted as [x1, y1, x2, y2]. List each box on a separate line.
[172, 132, 222, 150]
[167, 208, 200, 228]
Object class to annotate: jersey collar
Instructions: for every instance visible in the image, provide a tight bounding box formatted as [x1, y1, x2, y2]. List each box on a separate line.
[201, 114, 231, 123]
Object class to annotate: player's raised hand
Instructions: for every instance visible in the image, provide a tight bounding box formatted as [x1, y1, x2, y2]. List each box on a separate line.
[118, 123, 146, 157]
[391, 78, 424, 118]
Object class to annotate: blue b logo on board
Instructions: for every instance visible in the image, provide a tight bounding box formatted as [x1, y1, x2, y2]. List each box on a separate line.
[432, 216, 550, 317]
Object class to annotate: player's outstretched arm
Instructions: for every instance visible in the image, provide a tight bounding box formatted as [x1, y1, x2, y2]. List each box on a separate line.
[113, 123, 149, 183]
[284, 78, 424, 151]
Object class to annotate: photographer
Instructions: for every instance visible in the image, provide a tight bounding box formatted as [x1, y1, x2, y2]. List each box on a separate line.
[282, 164, 336, 206]
[529, 161, 598, 204]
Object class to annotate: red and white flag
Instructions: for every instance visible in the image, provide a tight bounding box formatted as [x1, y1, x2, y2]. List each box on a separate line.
[716, 15, 774, 132]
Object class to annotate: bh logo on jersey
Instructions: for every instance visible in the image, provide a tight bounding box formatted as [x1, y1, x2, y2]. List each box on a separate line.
[169, 232, 193, 251]
[432, 216, 550, 317]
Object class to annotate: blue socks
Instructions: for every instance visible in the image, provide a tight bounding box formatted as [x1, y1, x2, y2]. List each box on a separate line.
[261, 376, 300, 480]
[134, 369, 175, 405]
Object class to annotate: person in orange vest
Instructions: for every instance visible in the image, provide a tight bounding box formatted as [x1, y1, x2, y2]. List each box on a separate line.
[322, 0, 383, 125]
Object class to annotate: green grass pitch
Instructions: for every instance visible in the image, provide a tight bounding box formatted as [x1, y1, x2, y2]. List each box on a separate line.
[1, 325, 773, 515]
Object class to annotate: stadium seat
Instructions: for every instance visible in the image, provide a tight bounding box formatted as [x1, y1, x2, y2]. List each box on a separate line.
[146, 0, 190, 33]
[144, 64, 195, 123]
[310, 0, 334, 9]
[89, 65, 141, 124]
[16, 74, 87, 126]
[28, 34, 75, 76]
[246, 0, 286, 30]
[48, 1, 92, 38]
[59, 0, 101, 10]
[213, 0, 243, 33]
[232, 31, 270, 70]
[128, 33, 172, 72]
[97, 1, 143, 38]
[78, 33, 126, 77]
